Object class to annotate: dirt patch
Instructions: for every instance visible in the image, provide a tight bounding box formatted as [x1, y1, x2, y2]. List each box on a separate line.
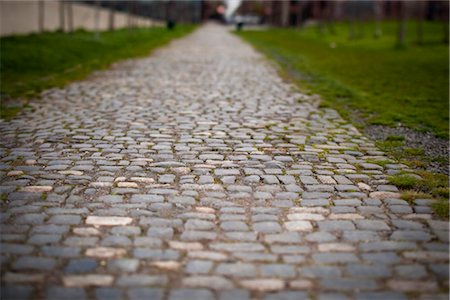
[365, 125, 449, 175]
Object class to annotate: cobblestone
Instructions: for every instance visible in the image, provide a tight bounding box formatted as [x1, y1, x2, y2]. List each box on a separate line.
[185, 260, 213, 274]
[64, 258, 97, 273]
[13, 256, 57, 271]
[46, 286, 86, 300]
[0, 24, 446, 299]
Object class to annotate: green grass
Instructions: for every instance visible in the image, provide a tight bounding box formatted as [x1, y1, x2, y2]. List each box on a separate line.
[385, 135, 405, 142]
[365, 159, 393, 168]
[1, 26, 196, 118]
[432, 199, 449, 219]
[237, 21, 449, 138]
[388, 174, 420, 189]
[0, 106, 21, 120]
[391, 171, 449, 218]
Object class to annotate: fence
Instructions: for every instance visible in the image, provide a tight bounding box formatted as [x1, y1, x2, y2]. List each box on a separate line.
[0, 0, 158, 37]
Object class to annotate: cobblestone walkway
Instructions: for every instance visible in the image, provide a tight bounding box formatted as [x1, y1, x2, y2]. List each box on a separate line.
[1, 25, 448, 300]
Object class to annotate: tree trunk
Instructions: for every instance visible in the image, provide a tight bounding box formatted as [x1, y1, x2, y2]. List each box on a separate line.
[297, 2, 303, 29]
[314, 1, 324, 35]
[109, 1, 115, 31]
[166, 0, 176, 30]
[59, 0, 65, 31]
[67, 1, 73, 33]
[442, 1, 449, 44]
[132, 1, 137, 28]
[416, 1, 424, 44]
[327, 2, 336, 35]
[127, 1, 132, 31]
[281, 0, 289, 27]
[348, 4, 356, 40]
[38, 0, 45, 33]
[94, 0, 100, 40]
[355, 2, 364, 39]
[373, 1, 382, 38]
[397, 1, 406, 47]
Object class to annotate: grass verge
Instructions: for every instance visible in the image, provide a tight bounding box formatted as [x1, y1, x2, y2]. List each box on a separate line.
[364, 134, 448, 218]
[236, 21, 449, 138]
[1, 25, 196, 119]
[391, 172, 449, 219]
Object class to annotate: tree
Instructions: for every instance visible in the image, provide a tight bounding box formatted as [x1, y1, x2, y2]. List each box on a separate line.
[166, 0, 175, 30]
[67, 0, 74, 33]
[348, 2, 356, 40]
[416, 1, 424, 45]
[357, 2, 364, 39]
[59, 0, 65, 31]
[442, 1, 449, 44]
[94, 0, 100, 40]
[109, 1, 115, 31]
[38, 0, 45, 33]
[131, 1, 137, 28]
[297, 1, 303, 29]
[326, 1, 336, 35]
[127, 1, 132, 30]
[281, 0, 289, 28]
[314, 1, 325, 35]
[397, 1, 406, 47]
[373, 1, 383, 38]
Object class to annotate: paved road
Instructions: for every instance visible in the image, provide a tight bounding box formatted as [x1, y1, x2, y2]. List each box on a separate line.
[0, 25, 448, 300]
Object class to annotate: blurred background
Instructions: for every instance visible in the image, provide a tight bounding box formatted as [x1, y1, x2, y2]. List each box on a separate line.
[1, 1, 449, 38]
[231, 0, 449, 29]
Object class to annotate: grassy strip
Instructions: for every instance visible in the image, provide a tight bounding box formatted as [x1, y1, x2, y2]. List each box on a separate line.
[377, 138, 449, 218]
[389, 171, 448, 219]
[1, 25, 196, 118]
[236, 21, 449, 138]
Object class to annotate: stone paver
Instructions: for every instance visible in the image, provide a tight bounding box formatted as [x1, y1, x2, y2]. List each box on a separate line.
[0, 24, 448, 299]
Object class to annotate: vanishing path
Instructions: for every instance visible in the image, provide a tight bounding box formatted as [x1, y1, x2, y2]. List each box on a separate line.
[0, 25, 448, 300]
